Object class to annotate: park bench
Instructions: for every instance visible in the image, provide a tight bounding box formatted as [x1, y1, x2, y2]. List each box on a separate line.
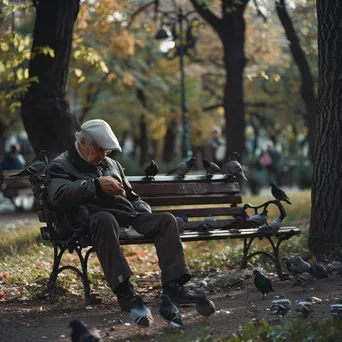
[31, 174, 300, 304]
[0, 170, 32, 210]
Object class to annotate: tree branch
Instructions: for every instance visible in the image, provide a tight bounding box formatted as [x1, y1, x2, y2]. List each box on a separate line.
[253, 0, 267, 22]
[127, 0, 156, 29]
[189, 0, 220, 29]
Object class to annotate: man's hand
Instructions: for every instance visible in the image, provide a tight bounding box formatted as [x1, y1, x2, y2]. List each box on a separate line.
[98, 176, 125, 196]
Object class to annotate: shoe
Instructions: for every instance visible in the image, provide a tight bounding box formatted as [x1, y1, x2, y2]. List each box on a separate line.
[163, 281, 199, 305]
[116, 283, 139, 312]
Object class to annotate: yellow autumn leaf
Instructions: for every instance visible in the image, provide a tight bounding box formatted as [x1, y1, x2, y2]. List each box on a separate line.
[74, 68, 83, 77]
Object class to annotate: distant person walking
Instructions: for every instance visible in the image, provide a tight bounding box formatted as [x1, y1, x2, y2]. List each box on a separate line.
[0, 144, 26, 170]
[260, 144, 282, 184]
[203, 127, 226, 168]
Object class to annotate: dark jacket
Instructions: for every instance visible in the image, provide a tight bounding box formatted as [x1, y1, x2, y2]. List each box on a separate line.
[46, 145, 151, 233]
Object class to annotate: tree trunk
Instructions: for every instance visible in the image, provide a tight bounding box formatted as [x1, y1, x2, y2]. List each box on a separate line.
[139, 114, 148, 167]
[162, 119, 177, 163]
[308, 0, 342, 258]
[276, 0, 316, 161]
[21, 0, 80, 154]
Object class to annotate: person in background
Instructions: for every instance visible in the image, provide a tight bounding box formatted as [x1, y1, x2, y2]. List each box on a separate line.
[261, 144, 282, 184]
[203, 127, 226, 167]
[0, 144, 26, 170]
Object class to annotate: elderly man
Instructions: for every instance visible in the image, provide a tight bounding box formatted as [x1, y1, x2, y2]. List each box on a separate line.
[46, 119, 196, 312]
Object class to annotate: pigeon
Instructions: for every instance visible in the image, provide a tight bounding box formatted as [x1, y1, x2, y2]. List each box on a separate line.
[166, 157, 196, 178]
[253, 270, 275, 299]
[175, 212, 191, 234]
[225, 158, 248, 181]
[308, 261, 329, 279]
[9, 150, 49, 179]
[198, 215, 217, 232]
[195, 290, 216, 322]
[247, 209, 268, 226]
[295, 298, 313, 319]
[228, 152, 240, 161]
[159, 294, 183, 332]
[328, 261, 342, 278]
[202, 159, 223, 177]
[330, 303, 342, 319]
[130, 295, 154, 334]
[291, 256, 312, 274]
[258, 217, 282, 233]
[269, 295, 291, 317]
[281, 258, 303, 278]
[144, 160, 159, 180]
[69, 319, 102, 342]
[270, 182, 291, 204]
[291, 272, 314, 289]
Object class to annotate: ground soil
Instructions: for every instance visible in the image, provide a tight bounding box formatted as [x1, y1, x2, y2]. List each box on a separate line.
[0, 273, 341, 342]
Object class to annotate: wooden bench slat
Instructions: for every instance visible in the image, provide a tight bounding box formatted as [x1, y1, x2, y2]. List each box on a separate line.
[128, 175, 235, 183]
[182, 219, 234, 230]
[151, 206, 245, 217]
[131, 182, 240, 197]
[142, 195, 242, 206]
[119, 227, 301, 245]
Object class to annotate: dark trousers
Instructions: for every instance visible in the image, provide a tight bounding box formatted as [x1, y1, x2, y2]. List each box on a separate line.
[90, 211, 191, 292]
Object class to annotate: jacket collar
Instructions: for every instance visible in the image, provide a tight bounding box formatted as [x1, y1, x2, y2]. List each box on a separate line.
[68, 144, 109, 172]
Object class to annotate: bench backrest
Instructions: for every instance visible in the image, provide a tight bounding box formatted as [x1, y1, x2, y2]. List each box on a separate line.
[129, 175, 244, 231]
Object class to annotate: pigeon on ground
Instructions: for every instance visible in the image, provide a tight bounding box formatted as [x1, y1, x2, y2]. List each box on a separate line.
[327, 261, 342, 278]
[130, 295, 154, 334]
[144, 160, 159, 180]
[269, 295, 291, 317]
[308, 261, 329, 279]
[166, 157, 196, 178]
[291, 272, 314, 289]
[225, 157, 248, 181]
[292, 256, 312, 274]
[253, 270, 275, 299]
[281, 258, 303, 278]
[330, 303, 342, 319]
[195, 290, 216, 322]
[9, 150, 49, 179]
[175, 212, 191, 234]
[247, 209, 268, 226]
[295, 298, 313, 319]
[270, 182, 291, 204]
[198, 215, 217, 232]
[159, 294, 183, 332]
[202, 159, 223, 177]
[69, 319, 102, 342]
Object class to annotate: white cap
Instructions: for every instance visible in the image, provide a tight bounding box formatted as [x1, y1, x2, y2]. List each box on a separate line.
[80, 119, 122, 151]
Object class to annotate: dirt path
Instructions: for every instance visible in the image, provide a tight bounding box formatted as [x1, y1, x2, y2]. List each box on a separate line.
[0, 275, 341, 342]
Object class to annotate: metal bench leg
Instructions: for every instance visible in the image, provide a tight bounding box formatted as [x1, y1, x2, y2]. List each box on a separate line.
[240, 237, 256, 269]
[47, 246, 67, 289]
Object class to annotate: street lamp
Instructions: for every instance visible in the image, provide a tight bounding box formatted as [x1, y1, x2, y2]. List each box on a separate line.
[155, 6, 200, 159]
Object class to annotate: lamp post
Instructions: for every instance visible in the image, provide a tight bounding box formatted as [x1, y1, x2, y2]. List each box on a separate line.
[155, 6, 200, 159]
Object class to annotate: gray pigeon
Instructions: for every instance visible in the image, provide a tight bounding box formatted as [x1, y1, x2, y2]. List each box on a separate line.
[226, 158, 248, 181]
[295, 298, 313, 319]
[69, 319, 102, 342]
[247, 210, 268, 226]
[308, 261, 329, 279]
[328, 261, 342, 278]
[228, 152, 240, 161]
[258, 217, 282, 233]
[198, 215, 217, 232]
[202, 159, 223, 177]
[291, 272, 314, 289]
[292, 256, 312, 274]
[159, 294, 183, 332]
[195, 290, 216, 322]
[282, 258, 303, 278]
[270, 182, 291, 204]
[253, 270, 275, 299]
[175, 212, 191, 234]
[144, 160, 159, 180]
[330, 303, 342, 319]
[269, 295, 291, 317]
[9, 150, 49, 179]
[166, 157, 196, 178]
[130, 295, 154, 334]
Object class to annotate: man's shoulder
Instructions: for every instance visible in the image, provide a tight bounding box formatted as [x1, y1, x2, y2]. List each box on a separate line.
[48, 151, 70, 170]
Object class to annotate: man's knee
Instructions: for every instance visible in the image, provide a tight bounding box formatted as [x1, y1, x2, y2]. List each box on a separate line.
[90, 211, 119, 233]
[162, 212, 177, 225]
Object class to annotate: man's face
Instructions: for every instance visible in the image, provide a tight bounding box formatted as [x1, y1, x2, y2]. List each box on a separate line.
[79, 139, 111, 165]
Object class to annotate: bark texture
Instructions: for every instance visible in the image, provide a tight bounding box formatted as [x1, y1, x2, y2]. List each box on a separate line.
[21, 0, 80, 154]
[308, 0, 342, 258]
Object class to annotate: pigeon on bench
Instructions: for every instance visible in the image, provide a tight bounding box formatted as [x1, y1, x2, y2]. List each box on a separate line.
[202, 159, 223, 178]
[270, 182, 291, 205]
[144, 160, 159, 180]
[166, 157, 196, 179]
